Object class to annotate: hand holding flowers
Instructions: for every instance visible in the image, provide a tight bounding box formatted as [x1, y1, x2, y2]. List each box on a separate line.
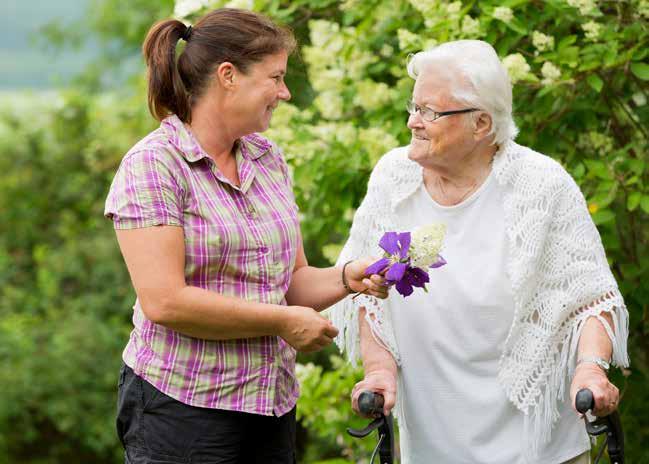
[358, 223, 447, 298]
[343, 257, 390, 299]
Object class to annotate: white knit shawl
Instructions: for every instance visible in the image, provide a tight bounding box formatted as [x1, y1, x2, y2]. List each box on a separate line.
[328, 140, 629, 459]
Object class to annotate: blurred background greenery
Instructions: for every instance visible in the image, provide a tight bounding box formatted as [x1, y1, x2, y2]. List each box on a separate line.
[0, 0, 647, 462]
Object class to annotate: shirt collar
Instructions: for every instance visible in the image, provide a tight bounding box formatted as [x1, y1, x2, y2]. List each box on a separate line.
[161, 114, 272, 163]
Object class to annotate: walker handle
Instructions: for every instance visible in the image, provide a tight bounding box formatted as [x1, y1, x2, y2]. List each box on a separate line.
[358, 391, 385, 416]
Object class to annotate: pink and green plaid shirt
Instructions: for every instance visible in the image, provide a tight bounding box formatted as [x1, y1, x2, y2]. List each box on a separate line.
[105, 115, 300, 416]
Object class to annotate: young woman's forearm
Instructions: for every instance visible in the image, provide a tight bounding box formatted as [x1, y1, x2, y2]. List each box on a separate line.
[284, 265, 349, 311]
[141, 285, 288, 340]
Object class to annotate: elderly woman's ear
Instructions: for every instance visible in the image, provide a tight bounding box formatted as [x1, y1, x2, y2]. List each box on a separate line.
[472, 111, 494, 142]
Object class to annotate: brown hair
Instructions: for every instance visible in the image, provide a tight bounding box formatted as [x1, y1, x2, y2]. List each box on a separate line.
[142, 9, 296, 123]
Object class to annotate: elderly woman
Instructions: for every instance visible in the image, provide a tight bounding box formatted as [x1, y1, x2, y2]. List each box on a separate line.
[330, 40, 629, 464]
[105, 9, 388, 463]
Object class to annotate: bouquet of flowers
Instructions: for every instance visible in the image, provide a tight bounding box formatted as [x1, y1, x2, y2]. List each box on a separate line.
[362, 223, 447, 297]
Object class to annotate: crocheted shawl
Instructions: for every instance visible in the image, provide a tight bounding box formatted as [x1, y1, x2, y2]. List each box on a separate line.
[328, 140, 629, 459]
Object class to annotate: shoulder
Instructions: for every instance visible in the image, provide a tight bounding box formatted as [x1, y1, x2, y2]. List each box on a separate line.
[369, 146, 419, 185]
[498, 141, 578, 194]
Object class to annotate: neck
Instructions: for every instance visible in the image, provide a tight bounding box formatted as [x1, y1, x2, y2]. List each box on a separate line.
[187, 95, 239, 162]
[423, 142, 498, 206]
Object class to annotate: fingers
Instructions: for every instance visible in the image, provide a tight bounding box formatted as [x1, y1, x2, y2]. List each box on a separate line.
[324, 323, 339, 338]
[350, 370, 397, 417]
[571, 364, 620, 417]
[591, 383, 619, 416]
[362, 274, 389, 299]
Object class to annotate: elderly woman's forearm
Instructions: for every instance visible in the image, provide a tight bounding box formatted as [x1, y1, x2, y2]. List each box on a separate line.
[359, 307, 398, 375]
[577, 312, 614, 360]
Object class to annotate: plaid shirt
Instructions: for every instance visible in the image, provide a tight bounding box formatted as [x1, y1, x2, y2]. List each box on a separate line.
[105, 115, 300, 416]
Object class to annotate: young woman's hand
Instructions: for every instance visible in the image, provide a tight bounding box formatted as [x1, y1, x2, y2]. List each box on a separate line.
[279, 306, 339, 352]
[344, 258, 390, 299]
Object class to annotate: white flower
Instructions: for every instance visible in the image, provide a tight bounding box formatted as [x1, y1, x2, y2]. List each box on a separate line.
[422, 38, 439, 50]
[502, 53, 531, 83]
[398, 28, 422, 52]
[359, 128, 399, 166]
[493, 6, 514, 23]
[380, 44, 394, 57]
[309, 20, 342, 50]
[408, 0, 438, 14]
[582, 21, 602, 41]
[532, 31, 555, 52]
[225, 0, 253, 9]
[577, 131, 614, 156]
[409, 223, 447, 268]
[640, 0, 649, 19]
[446, 1, 462, 14]
[173, 0, 210, 18]
[347, 49, 376, 79]
[353, 80, 391, 110]
[461, 15, 481, 36]
[295, 362, 319, 383]
[632, 92, 647, 106]
[541, 61, 562, 85]
[566, 0, 598, 16]
[314, 91, 344, 120]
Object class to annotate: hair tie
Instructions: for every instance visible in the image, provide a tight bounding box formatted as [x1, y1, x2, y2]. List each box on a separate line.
[181, 25, 193, 41]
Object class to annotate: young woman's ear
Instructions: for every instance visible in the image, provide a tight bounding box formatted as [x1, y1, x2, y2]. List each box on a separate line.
[215, 62, 237, 89]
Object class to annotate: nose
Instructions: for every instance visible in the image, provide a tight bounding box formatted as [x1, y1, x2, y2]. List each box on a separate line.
[407, 112, 423, 130]
[279, 82, 291, 101]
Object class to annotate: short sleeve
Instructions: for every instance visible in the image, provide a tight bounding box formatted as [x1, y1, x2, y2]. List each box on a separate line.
[104, 149, 184, 229]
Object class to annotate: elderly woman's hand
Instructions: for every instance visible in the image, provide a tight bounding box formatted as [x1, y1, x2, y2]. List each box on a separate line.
[570, 363, 619, 417]
[344, 257, 389, 299]
[352, 368, 397, 417]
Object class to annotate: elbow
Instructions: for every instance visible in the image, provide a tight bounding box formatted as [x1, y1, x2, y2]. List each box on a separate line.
[139, 291, 180, 326]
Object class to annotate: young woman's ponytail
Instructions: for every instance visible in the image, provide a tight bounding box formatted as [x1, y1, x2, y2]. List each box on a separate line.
[142, 20, 192, 122]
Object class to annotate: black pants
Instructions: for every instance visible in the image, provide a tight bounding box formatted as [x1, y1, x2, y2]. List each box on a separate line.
[116, 364, 297, 464]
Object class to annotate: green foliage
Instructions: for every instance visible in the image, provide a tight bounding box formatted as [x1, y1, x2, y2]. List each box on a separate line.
[1, 0, 647, 462]
[296, 354, 375, 462]
[0, 92, 155, 463]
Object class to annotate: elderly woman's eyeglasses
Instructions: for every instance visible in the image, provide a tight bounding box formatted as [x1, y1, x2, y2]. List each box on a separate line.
[406, 100, 479, 122]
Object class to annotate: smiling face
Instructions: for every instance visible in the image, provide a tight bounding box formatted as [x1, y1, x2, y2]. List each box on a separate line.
[407, 67, 486, 171]
[227, 50, 291, 135]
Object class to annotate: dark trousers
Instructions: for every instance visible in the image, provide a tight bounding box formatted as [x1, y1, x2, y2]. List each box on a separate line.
[116, 364, 297, 464]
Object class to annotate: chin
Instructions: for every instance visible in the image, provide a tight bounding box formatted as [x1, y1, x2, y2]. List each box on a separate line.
[407, 145, 426, 162]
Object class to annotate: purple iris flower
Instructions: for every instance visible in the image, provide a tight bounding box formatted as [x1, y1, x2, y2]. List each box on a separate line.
[363, 231, 445, 298]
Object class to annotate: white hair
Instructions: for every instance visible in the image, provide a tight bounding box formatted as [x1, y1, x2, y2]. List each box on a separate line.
[407, 40, 518, 144]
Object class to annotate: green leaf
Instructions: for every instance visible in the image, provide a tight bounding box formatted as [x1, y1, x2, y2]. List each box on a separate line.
[558, 46, 579, 67]
[627, 192, 642, 211]
[592, 209, 616, 225]
[505, 18, 528, 35]
[630, 62, 649, 81]
[584, 160, 612, 180]
[558, 35, 577, 50]
[641, 195, 649, 214]
[629, 159, 645, 176]
[587, 74, 604, 92]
